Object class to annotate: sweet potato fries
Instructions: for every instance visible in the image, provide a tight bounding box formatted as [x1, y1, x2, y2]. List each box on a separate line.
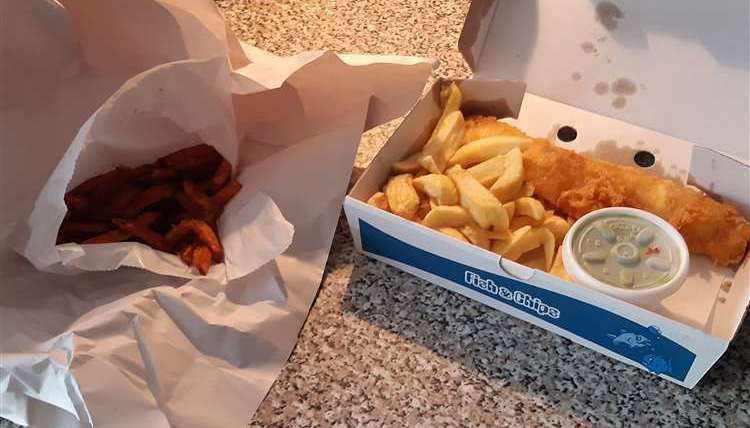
[58, 144, 242, 274]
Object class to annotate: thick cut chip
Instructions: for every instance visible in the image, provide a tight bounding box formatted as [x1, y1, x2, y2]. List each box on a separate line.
[447, 165, 508, 230]
[437, 227, 469, 243]
[460, 223, 491, 250]
[413, 174, 459, 205]
[449, 135, 533, 167]
[467, 154, 505, 186]
[492, 225, 537, 260]
[384, 174, 420, 219]
[543, 215, 570, 244]
[416, 198, 432, 221]
[486, 229, 512, 241]
[515, 197, 545, 221]
[367, 192, 390, 211]
[535, 227, 556, 271]
[510, 215, 543, 231]
[418, 110, 465, 174]
[517, 247, 547, 271]
[393, 151, 423, 174]
[490, 148, 524, 202]
[550, 245, 570, 280]
[440, 82, 462, 119]
[421, 205, 472, 228]
[503, 201, 516, 220]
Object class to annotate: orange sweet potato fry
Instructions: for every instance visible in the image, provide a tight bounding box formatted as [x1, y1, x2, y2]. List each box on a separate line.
[209, 159, 231, 192]
[182, 180, 215, 216]
[157, 144, 221, 175]
[83, 212, 161, 244]
[121, 183, 174, 218]
[112, 218, 168, 251]
[60, 221, 112, 236]
[165, 219, 223, 261]
[191, 245, 212, 275]
[179, 243, 196, 266]
[101, 185, 140, 218]
[64, 193, 89, 215]
[68, 166, 130, 196]
[135, 167, 178, 184]
[211, 180, 241, 207]
[176, 191, 204, 218]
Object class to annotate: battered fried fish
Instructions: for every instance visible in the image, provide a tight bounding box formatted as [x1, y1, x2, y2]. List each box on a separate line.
[522, 139, 750, 266]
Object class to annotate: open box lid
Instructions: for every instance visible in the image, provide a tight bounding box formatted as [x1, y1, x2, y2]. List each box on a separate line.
[459, 0, 750, 163]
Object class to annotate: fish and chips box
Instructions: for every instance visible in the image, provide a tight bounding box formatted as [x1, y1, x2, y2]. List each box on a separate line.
[344, 0, 750, 388]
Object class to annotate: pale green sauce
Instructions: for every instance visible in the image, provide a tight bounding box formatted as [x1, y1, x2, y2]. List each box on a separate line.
[572, 215, 678, 289]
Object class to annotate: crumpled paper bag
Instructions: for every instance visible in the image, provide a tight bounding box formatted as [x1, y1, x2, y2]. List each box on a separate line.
[0, 1, 433, 427]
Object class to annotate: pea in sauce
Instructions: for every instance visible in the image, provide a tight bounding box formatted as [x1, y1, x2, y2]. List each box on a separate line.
[571, 215, 679, 289]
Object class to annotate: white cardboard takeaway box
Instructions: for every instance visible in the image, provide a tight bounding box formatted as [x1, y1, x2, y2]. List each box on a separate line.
[344, 0, 750, 388]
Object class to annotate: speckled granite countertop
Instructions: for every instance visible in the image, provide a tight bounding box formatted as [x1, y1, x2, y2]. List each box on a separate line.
[216, 2, 750, 427]
[2, 2, 747, 428]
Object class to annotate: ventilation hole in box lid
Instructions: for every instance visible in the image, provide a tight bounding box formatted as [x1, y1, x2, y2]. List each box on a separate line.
[556, 126, 577, 142]
[633, 150, 656, 168]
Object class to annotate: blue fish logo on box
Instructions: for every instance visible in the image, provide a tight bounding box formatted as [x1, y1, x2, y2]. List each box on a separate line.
[607, 326, 672, 375]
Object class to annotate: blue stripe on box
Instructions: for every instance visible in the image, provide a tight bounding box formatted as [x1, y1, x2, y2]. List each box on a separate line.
[359, 219, 695, 382]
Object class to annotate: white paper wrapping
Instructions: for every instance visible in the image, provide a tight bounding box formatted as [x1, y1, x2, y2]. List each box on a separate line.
[0, 1, 433, 426]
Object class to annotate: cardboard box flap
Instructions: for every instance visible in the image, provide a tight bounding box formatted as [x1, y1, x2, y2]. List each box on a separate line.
[459, 0, 750, 162]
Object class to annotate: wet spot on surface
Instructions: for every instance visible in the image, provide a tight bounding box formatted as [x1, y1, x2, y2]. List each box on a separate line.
[581, 41, 597, 54]
[572, 72, 582, 81]
[612, 96, 627, 109]
[596, 1, 624, 31]
[612, 78, 637, 96]
[594, 82, 610, 95]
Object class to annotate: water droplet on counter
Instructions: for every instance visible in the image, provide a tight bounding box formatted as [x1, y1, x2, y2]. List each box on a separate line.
[594, 82, 610, 95]
[612, 96, 627, 109]
[572, 72, 582, 81]
[612, 78, 637, 96]
[596, 1, 624, 31]
[581, 42, 597, 54]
